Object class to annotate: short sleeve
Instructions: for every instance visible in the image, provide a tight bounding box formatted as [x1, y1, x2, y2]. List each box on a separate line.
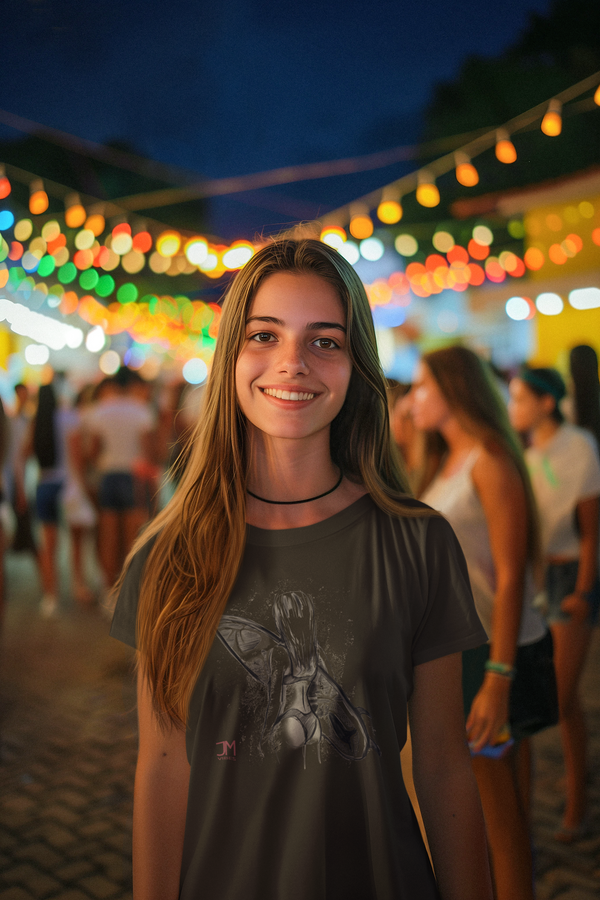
[109, 536, 157, 648]
[578, 433, 600, 501]
[412, 516, 488, 666]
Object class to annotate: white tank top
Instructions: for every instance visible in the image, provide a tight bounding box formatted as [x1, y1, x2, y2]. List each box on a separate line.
[421, 448, 546, 646]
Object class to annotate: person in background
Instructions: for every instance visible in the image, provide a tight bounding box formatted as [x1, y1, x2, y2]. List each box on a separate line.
[5, 384, 38, 557]
[568, 344, 600, 453]
[410, 346, 555, 900]
[62, 386, 97, 607]
[125, 371, 162, 518]
[82, 370, 154, 604]
[509, 366, 600, 842]
[0, 396, 7, 623]
[17, 382, 67, 617]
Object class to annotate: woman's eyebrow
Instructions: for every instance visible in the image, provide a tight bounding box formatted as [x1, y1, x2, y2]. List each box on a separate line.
[307, 321, 346, 333]
[245, 316, 346, 333]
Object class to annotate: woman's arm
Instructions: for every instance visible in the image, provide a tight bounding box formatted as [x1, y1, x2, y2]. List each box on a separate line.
[14, 424, 33, 513]
[409, 653, 493, 900]
[468, 450, 528, 750]
[134, 667, 190, 900]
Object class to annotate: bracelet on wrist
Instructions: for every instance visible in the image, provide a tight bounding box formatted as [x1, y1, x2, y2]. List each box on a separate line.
[485, 660, 516, 680]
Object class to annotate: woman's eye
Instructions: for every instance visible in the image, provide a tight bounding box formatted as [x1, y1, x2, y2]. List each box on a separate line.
[313, 338, 338, 350]
[251, 332, 276, 343]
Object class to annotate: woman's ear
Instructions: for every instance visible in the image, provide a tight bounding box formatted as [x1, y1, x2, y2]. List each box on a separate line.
[541, 393, 557, 417]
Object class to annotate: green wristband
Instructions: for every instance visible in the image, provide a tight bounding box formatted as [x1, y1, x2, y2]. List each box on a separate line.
[485, 660, 516, 679]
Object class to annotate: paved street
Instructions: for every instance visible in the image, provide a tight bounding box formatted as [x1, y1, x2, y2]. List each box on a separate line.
[0, 546, 599, 899]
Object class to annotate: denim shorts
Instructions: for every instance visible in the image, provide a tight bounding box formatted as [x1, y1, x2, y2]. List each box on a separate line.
[98, 472, 136, 511]
[546, 560, 600, 626]
[36, 481, 63, 523]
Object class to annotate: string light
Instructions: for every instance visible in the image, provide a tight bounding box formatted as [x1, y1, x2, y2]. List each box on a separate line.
[349, 206, 374, 240]
[595, 85, 600, 106]
[29, 180, 49, 215]
[454, 152, 479, 187]
[64, 193, 86, 228]
[416, 171, 440, 208]
[541, 99, 562, 137]
[156, 231, 181, 258]
[0, 167, 10, 200]
[495, 129, 517, 164]
[320, 227, 346, 250]
[377, 190, 403, 224]
[85, 214, 106, 236]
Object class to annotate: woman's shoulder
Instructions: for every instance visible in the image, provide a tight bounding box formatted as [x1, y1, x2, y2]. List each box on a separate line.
[472, 441, 522, 484]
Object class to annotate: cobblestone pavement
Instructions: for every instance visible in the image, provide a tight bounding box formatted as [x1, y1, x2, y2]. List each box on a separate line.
[0, 549, 599, 899]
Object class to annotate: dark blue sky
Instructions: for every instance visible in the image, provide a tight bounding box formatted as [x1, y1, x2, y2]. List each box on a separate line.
[1, 0, 552, 237]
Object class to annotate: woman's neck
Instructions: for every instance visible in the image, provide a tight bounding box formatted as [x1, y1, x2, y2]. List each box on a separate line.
[245, 427, 365, 529]
[438, 416, 479, 468]
[531, 417, 560, 449]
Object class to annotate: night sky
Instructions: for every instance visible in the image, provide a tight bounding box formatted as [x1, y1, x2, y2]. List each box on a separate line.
[2, 0, 552, 237]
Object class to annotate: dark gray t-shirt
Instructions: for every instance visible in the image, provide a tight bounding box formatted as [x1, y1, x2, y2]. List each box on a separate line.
[111, 494, 486, 900]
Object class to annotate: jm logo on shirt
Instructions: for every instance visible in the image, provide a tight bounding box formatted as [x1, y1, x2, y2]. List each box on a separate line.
[216, 740, 236, 760]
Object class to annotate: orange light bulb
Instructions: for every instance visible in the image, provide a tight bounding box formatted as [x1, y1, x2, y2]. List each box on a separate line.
[349, 215, 374, 239]
[29, 190, 49, 215]
[0, 175, 11, 199]
[455, 162, 479, 187]
[541, 100, 562, 137]
[495, 134, 517, 164]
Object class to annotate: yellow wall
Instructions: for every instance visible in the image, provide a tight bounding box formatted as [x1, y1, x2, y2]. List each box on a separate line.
[523, 193, 600, 369]
[530, 302, 600, 371]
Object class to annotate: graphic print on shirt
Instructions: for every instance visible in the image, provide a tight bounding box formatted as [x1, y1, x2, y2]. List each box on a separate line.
[217, 590, 379, 764]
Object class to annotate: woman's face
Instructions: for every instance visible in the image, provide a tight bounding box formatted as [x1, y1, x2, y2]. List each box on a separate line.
[410, 361, 452, 432]
[235, 271, 352, 442]
[508, 378, 554, 432]
[389, 393, 415, 448]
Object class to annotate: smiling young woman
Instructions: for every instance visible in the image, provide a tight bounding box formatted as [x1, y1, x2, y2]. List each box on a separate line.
[110, 239, 492, 900]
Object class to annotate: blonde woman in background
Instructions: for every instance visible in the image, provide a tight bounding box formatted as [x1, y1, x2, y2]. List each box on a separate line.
[410, 346, 556, 900]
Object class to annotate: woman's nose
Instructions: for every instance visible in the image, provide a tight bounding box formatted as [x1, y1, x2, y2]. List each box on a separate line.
[275, 339, 309, 374]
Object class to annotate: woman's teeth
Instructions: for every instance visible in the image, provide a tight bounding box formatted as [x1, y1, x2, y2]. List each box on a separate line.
[263, 388, 315, 401]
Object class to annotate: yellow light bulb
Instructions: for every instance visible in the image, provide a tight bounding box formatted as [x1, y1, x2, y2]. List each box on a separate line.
[416, 183, 440, 208]
[156, 231, 181, 258]
[541, 111, 562, 136]
[595, 85, 600, 106]
[377, 200, 403, 224]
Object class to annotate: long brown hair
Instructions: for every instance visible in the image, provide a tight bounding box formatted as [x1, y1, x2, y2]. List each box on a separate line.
[125, 239, 435, 729]
[420, 345, 541, 566]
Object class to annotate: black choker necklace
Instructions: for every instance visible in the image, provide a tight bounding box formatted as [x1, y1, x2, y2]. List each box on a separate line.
[247, 470, 343, 505]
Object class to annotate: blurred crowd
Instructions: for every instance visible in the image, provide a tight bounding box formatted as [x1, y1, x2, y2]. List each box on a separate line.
[0, 368, 204, 620]
[0, 342, 598, 900]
